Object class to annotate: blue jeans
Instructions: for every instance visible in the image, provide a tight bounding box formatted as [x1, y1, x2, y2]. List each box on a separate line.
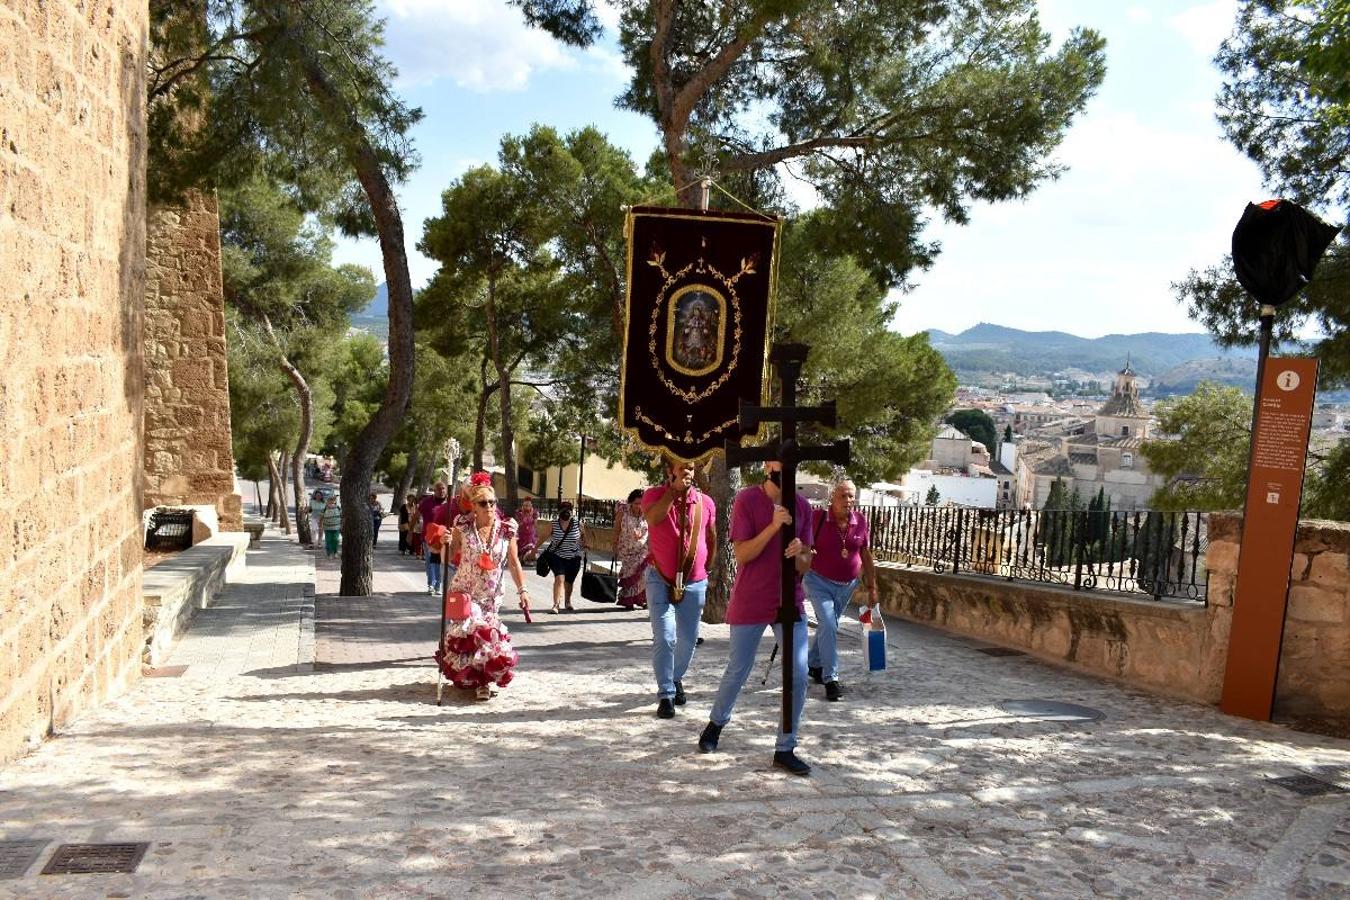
[709, 618, 809, 752]
[805, 571, 860, 683]
[426, 555, 442, 591]
[646, 569, 707, 700]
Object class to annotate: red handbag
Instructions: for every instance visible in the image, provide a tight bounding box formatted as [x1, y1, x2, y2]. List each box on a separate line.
[444, 590, 473, 621]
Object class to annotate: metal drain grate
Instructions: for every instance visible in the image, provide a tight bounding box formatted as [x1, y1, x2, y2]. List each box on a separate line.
[1268, 774, 1348, 797]
[999, 699, 1105, 722]
[0, 840, 48, 880]
[41, 843, 149, 875]
[976, 647, 1025, 657]
[143, 665, 188, 678]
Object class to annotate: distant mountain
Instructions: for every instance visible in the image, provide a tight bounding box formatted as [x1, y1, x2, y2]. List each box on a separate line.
[926, 323, 1258, 385]
[355, 282, 388, 320]
[348, 282, 389, 341]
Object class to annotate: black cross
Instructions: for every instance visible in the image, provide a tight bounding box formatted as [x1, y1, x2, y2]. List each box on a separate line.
[725, 343, 850, 732]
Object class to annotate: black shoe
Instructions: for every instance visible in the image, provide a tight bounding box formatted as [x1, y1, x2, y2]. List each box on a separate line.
[698, 721, 722, 753]
[808, 666, 823, 685]
[772, 751, 812, 776]
[825, 680, 842, 702]
[673, 681, 686, 706]
[656, 698, 676, 719]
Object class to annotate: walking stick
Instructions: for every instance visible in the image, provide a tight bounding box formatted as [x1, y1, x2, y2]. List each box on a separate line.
[761, 642, 779, 685]
[436, 549, 449, 706]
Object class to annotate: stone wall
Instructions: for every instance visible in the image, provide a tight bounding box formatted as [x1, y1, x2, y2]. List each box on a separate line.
[877, 514, 1350, 722]
[142, 190, 241, 530]
[0, 0, 149, 763]
[1207, 514, 1350, 721]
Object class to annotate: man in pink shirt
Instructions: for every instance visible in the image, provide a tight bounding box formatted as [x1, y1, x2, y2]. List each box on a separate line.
[696, 460, 815, 775]
[415, 482, 447, 595]
[642, 459, 717, 719]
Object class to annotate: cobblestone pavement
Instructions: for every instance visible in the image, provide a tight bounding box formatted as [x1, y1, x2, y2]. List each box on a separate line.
[3, 523, 1350, 897]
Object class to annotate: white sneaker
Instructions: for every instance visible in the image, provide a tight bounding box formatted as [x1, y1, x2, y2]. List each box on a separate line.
[428, 586, 438, 596]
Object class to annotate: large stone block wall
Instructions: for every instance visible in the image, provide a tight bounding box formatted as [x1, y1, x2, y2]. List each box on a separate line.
[143, 190, 241, 530]
[878, 514, 1350, 722]
[1207, 514, 1350, 720]
[0, 0, 149, 763]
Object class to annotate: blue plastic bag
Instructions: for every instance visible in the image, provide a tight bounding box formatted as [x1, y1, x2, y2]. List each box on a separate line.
[861, 608, 886, 671]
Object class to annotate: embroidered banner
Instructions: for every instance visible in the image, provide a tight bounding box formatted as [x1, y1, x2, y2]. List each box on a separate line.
[619, 206, 781, 463]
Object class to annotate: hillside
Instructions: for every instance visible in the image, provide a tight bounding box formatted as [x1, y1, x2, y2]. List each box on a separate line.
[349, 282, 390, 341]
[926, 323, 1258, 385]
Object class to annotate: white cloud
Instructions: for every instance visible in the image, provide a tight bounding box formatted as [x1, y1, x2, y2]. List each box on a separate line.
[893, 104, 1266, 338]
[1166, 0, 1238, 57]
[1125, 7, 1153, 25]
[378, 0, 576, 91]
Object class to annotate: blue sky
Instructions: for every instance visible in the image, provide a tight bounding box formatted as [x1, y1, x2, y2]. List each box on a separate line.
[332, 0, 1266, 339]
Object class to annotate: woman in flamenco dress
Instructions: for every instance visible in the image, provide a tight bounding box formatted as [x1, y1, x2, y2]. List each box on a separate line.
[434, 475, 532, 701]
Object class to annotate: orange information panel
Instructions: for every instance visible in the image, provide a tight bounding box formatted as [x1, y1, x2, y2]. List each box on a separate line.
[1220, 356, 1319, 720]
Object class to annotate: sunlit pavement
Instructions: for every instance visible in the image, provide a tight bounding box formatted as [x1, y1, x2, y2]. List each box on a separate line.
[2, 521, 1350, 898]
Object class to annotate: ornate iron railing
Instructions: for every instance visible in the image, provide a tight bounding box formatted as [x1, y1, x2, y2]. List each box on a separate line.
[861, 505, 1209, 604]
[532, 497, 617, 530]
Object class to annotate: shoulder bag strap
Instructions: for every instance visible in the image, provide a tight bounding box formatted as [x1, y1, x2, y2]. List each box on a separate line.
[681, 494, 704, 579]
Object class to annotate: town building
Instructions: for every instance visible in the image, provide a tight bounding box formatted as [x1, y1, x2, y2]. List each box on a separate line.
[1012, 362, 1167, 510]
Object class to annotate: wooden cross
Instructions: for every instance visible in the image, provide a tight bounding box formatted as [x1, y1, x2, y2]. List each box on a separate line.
[725, 343, 850, 732]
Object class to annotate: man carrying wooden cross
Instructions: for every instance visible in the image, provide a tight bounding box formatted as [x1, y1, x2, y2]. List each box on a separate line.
[697, 459, 816, 776]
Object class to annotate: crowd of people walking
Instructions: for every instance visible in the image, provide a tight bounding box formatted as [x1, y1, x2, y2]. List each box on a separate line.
[305, 458, 880, 775]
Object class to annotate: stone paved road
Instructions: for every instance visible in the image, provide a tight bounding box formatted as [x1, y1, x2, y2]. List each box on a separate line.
[3, 525, 1350, 897]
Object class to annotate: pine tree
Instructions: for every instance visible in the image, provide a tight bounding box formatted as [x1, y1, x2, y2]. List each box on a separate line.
[925, 485, 941, 506]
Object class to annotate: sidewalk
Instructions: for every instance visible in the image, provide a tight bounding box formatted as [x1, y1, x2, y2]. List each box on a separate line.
[2, 524, 1349, 897]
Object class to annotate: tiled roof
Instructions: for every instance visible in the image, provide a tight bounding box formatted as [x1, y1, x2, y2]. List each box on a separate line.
[1031, 455, 1073, 476]
[1069, 452, 1098, 466]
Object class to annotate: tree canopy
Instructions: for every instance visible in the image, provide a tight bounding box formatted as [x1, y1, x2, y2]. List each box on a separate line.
[518, 0, 1106, 288]
[1176, 0, 1349, 387]
[945, 408, 999, 457]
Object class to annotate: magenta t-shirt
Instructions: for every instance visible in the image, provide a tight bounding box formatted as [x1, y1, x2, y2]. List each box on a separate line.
[418, 495, 442, 528]
[641, 486, 716, 583]
[810, 508, 870, 582]
[728, 486, 813, 626]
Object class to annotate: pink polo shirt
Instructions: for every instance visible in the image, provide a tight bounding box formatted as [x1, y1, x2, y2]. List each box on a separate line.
[641, 485, 716, 583]
[810, 507, 870, 582]
[728, 486, 813, 626]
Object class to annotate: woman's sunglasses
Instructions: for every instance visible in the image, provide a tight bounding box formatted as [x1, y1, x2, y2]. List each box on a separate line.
[475, 499, 496, 507]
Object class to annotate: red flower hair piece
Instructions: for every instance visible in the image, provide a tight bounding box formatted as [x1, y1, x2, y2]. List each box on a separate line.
[470, 471, 492, 487]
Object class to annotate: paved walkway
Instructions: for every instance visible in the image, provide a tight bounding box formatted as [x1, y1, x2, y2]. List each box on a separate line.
[3, 523, 1350, 897]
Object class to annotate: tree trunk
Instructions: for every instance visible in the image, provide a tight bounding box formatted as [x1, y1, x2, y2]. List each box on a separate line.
[265, 315, 315, 547]
[484, 274, 519, 505]
[267, 452, 291, 534]
[277, 451, 292, 535]
[418, 454, 436, 495]
[254, 479, 264, 516]
[266, 468, 278, 521]
[473, 355, 495, 471]
[395, 445, 418, 506]
[702, 457, 739, 623]
[293, 44, 415, 596]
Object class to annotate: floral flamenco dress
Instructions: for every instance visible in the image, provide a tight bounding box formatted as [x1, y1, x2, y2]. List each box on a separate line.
[615, 506, 650, 610]
[434, 518, 520, 690]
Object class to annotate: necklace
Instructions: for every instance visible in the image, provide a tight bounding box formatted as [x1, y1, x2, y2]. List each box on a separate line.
[477, 518, 497, 571]
[834, 510, 850, 558]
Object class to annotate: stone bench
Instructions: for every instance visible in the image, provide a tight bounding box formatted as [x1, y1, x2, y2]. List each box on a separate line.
[242, 517, 265, 548]
[142, 531, 251, 666]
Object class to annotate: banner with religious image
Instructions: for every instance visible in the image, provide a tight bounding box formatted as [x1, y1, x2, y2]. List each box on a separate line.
[619, 206, 781, 463]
